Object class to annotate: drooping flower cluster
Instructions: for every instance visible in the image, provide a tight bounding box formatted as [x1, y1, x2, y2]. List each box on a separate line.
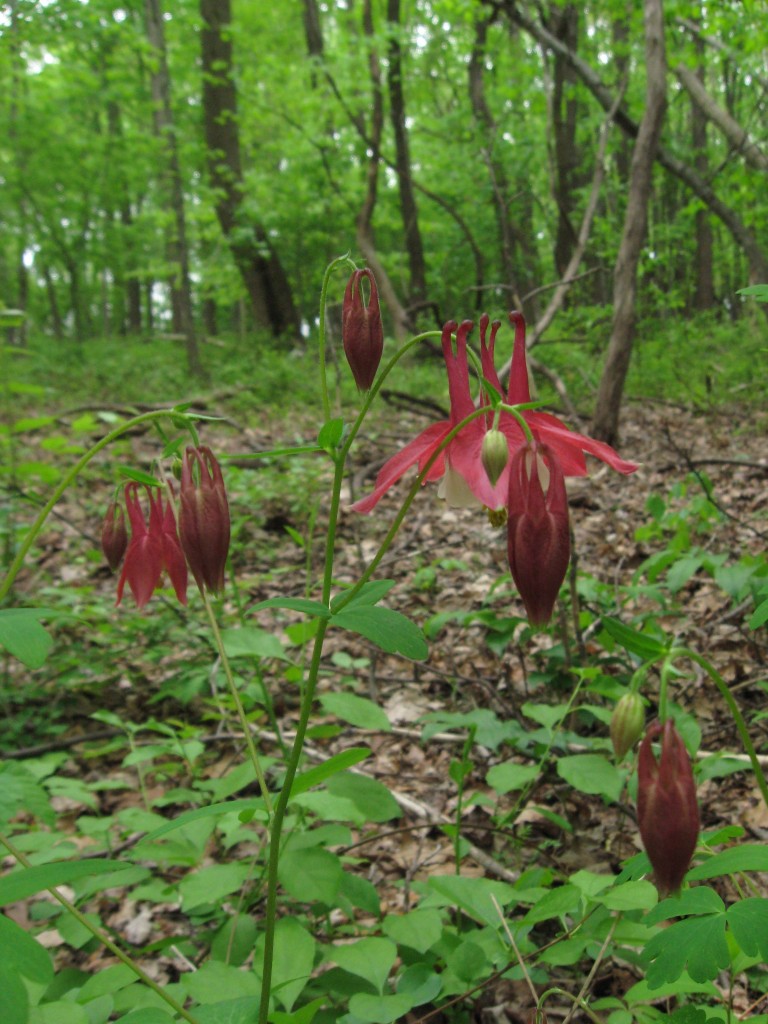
[351, 312, 638, 623]
[101, 446, 230, 608]
[637, 719, 700, 895]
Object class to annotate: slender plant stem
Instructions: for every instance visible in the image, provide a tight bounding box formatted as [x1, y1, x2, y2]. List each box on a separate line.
[317, 254, 356, 422]
[0, 409, 182, 604]
[0, 833, 200, 1024]
[670, 647, 768, 810]
[201, 589, 273, 815]
[257, 451, 346, 1024]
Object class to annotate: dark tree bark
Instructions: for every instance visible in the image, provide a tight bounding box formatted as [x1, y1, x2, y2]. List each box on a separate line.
[547, 3, 581, 278]
[355, 0, 409, 340]
[200, 0, 298, 337]
[592, 0, 667, 445]
[106, 99, 142, 333]
[386, 0, 427, 317]
[145, 0, 204, 377]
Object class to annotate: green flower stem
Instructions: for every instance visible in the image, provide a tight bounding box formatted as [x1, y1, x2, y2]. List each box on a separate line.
[317, 254, 357, 423]
[201, 589, 273, 816]
[257, 453, 346, 1024]
[537, 988, 604, 1024]
[0, 409, 189, 604]
[669, 646, 768, 811]
[0, 832, 200, 1024]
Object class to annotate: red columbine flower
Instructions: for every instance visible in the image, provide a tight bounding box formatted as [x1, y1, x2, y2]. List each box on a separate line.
[101, 501, 128, 571]
[637, 719, 700, 896]
[351, 312, 637, 515]
[507, 441, 570, 625]
[342, 268, 384, 391]
[116, 483, 188, 608]
[179, 446, 230, 595]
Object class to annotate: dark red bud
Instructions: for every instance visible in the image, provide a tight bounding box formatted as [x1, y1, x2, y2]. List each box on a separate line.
[101, 501, 128, 571]
[179, 446, 231, 595]
[507, 441, 570, 626]
[637, 719, 699, 896]
[342, 268, 384, 391]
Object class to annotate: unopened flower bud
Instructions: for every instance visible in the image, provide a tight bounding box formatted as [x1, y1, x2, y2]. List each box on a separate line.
[179, 446, 231, 595]
[610, 693, 645, 760]
[507, 441, 570, 626]
[481, 429, 509, 487]
[342, 268, 384, 391]
[637, 719, 699, 896]
[101, 501, 128, 571]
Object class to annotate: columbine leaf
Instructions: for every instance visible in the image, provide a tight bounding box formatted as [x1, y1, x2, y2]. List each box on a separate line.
[332, 605, 428, 660]
[556, 754, 624, 802]
[601, 616, 669, 660]
[727, 898, 768, 958]
[0, 608, 55, 668]
[642, 914, 729, 988]
[687, 843, 768, 880]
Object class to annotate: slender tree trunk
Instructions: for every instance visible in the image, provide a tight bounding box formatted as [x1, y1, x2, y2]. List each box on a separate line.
[386, 0, 427, 319]
[690, 38, 714, 310]
[356, 0, 409, 340]
[592, 0, 667, 445]
[42, 264, 64, 341]
[504, 3, 768, 289]
[468, 13, 539, 314]
[200, 0, 298, 337]
[548, 3, 581, 278]
[675, 62, 768, 172]
[145, 0, 204, 377]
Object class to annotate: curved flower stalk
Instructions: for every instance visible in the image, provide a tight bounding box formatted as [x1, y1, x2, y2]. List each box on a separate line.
[351, 311, 637, 515]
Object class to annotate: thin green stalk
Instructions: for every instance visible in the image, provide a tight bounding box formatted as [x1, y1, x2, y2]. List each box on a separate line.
[670, 646, 768, 811]
[537, 987, 604, 1024]
[257, 454, 345, 1024]
[0, 832, 200, 1024]
[0, 409, 188, 604]
[317, 255, 356, 422]
[201, 589, 273, 816]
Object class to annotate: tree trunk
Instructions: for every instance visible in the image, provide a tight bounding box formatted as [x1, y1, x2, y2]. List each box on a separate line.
[200, 0, 298, 337]
[548, 3, 581, 278]
[355, 0, 409, 341]
[690, 38, 714, 311]
[504, 3, 768, 289]
[592, 0, 667, 445]
[145, 0, 204, 378]
[386, 0, 427, 319]
[675, 62, 768, 173]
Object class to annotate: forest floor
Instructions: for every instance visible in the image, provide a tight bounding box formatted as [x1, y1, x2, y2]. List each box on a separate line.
[4, 387, 768, 1020]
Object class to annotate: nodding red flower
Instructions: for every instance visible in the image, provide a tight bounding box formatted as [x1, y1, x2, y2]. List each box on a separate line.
[637, 719, 700, 896]
[507, 441, 570, 625]
[101, 501, 128, 571]
[179, 446, 231, 595]
[342, 268, 384, 391]
[351, 312, 637, 515]
[116, 483, 188, 608]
